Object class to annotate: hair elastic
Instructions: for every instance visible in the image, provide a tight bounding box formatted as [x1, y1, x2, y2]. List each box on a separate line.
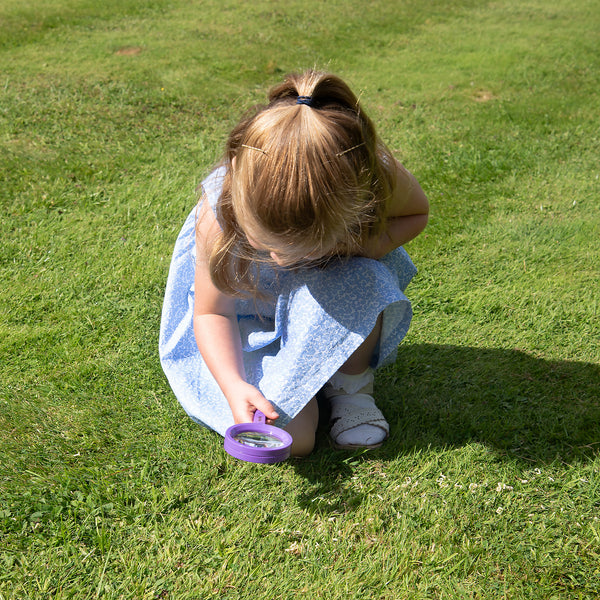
[296, 95, 313, 106]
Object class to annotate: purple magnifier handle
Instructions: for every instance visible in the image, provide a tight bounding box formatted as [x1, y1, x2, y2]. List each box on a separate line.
[224, 410, 293, 464]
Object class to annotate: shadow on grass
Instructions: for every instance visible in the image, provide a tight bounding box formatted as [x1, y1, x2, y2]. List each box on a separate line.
[293, 344, 600, 509]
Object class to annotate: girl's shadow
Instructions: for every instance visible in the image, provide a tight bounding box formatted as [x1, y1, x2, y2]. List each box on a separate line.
[386, 343, 599, 463]
[293, 344, 600, 510]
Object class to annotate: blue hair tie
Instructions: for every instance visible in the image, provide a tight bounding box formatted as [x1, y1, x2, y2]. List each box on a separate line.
[296, 95, 313, 106]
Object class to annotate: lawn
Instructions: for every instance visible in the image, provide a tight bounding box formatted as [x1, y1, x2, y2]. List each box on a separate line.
[1, 0, 599, 598]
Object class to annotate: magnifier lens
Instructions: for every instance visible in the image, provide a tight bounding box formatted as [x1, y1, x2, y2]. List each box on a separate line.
[233, 431, 284, 448]
[224, 410, 293, 462]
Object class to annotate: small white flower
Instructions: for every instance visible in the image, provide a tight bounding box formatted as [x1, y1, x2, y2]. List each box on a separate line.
[285, 541, 303, 554]
[495, 482, 514, 492]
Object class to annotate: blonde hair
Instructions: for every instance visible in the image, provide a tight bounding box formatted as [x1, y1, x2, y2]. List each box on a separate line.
[206, 70, 397, 297]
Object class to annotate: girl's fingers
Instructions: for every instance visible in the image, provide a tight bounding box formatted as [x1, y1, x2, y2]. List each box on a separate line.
[252, 395, 279, 422]
[230, 385, 280, 424]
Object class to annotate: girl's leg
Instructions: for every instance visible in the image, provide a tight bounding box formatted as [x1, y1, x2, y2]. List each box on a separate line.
[325, 313, 388, 449]
[339, 314, 383, 374]
[284, 396, 319, 457]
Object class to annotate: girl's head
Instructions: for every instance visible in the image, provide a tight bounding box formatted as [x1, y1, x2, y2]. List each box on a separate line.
[209, 70, 397, 295]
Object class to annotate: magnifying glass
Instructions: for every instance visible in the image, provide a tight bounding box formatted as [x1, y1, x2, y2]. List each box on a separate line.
[224, 410, 293, 463]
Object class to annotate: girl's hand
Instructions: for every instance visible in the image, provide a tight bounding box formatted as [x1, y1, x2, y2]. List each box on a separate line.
[361, 214, 428, 259]
[361, 161, 429, 259]
[226, 380, 280, 425]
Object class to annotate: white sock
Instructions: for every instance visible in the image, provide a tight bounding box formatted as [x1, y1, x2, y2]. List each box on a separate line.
[328, 368, 374, 395]
[336, 423, 386, 447]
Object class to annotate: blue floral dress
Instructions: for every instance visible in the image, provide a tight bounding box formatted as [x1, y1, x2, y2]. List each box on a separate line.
[159, 167, 416, 436]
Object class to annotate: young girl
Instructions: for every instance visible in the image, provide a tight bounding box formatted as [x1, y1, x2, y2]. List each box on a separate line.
[159, 70, 428, 456]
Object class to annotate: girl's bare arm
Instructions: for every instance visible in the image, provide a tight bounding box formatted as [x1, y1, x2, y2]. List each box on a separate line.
[362, 161, 429, 259]
[193, 198, 279, 424]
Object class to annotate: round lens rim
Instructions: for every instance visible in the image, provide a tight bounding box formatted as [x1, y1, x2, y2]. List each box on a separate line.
[224, 422, 293, 463]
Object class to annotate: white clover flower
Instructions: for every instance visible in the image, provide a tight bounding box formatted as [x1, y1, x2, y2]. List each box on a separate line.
[495, 482, 514, 493]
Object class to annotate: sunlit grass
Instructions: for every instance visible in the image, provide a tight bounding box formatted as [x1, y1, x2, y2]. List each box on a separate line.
[1, 0, 599, 598]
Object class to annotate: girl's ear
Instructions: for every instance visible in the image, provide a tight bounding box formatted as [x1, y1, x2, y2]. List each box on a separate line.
[270, 251, 285, 266]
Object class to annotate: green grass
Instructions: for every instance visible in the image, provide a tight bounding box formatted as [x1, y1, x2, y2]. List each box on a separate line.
[1, 0, 599, 598]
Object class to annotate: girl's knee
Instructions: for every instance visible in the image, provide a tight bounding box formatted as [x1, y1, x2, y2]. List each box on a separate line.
[284, 397, 319, 457]
[290, 430, 316, 457]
